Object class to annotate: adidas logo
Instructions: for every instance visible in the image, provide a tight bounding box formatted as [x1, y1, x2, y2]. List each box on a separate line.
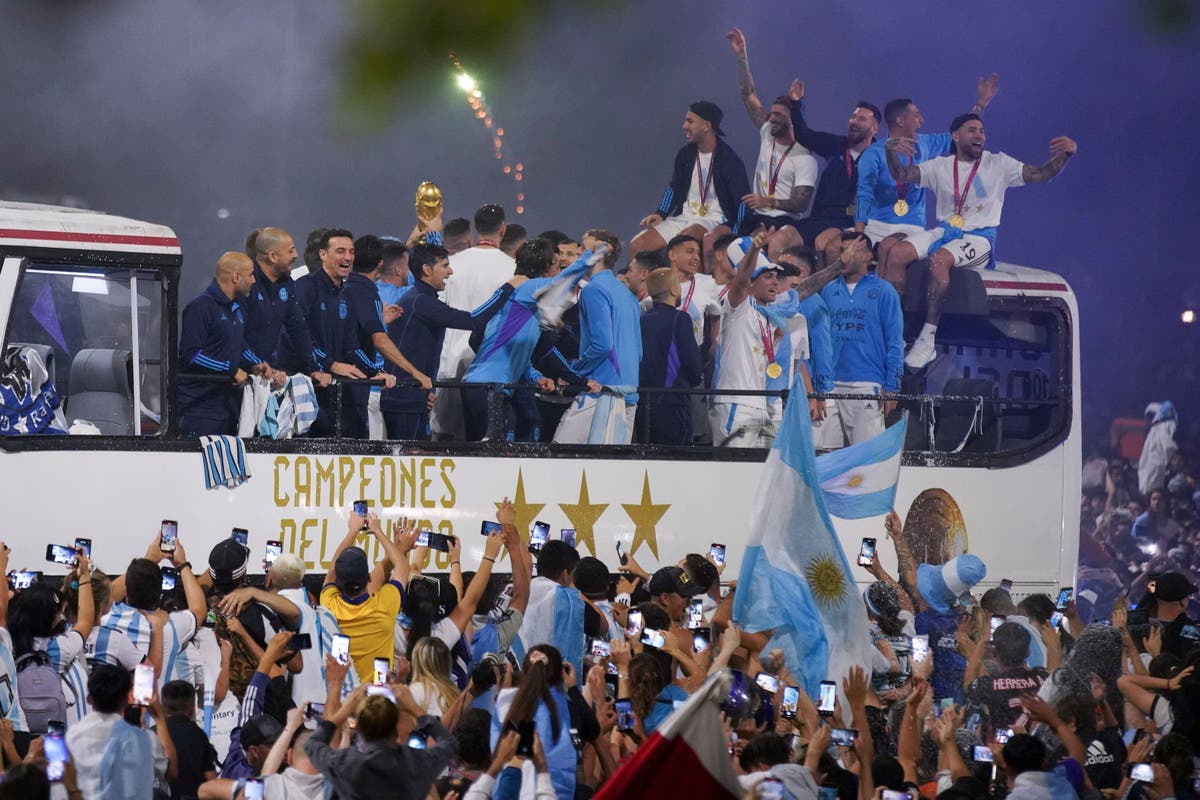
[1086, 740, 1115, 766]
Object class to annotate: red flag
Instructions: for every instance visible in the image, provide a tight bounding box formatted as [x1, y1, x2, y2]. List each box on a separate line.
[595, 672, 740, 800]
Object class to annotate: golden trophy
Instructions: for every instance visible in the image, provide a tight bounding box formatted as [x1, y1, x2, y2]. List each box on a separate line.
[415, 182, 443, 222]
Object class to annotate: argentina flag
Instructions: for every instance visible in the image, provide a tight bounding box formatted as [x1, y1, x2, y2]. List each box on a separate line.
[732, 376, 873, 697]
[815, 415, 907, 519]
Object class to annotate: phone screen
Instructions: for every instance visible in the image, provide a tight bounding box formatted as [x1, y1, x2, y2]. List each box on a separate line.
[530, 521, 550, 552]
[989, 615, 1005, 640]
[44, 732, 68, 781]
[407, 732, 427, 750]
[331, 634, 351, 666]
[161, 567, 178, 591]
[481, 520, 502, 536]
[1056, 587, 1073, 610]
[857, 538, 876, 567]
[560, 528, 577, 547]
[755, 672, 780, 694]
[287, 633, 313, 651]
[1128, 763, 1154, 782]
[353, 500, 368, 517]
[911, 634, 929, 662]
[231, 527, 248, 547]
[589, 638, 611, 658]
[374, 658, 390, 685]
[427, 532, 452, 552]
[692, 627, 711, 653]
[818, 681, 837, 714]
[615, 698, 635, 731]
[686, 599, 704, 629]
[640, 628, 666, 649]
[709, 542, 726, 565]
[133, 663, 155, 705]
[73, 538, 92, 559]
[615, 541, 627, 565]
[305, 702, 325, 720]
[244, 778, 265, 800]
[46, 544, 78, 566]
[831, 728, 858, 747]
[159, 520, 178, 553]
[973, 744, 994, 762]
[8, 571, 41, 590]
[1050, 611, 1065, 629]
[758, 778, 786, 800]
[1000, 578, 1013, 592]
[626, 610, 644, 637]
[781, 686, 799, 718]
[265, 540, 282, 564]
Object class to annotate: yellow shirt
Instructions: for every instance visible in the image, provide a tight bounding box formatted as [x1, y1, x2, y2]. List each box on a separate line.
[320, 581, 403, 679]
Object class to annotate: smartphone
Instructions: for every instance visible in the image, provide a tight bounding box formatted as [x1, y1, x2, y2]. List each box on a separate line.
[159, 520, 178, 553]
[231, 527, 249, 547]
[615, 698, 635, 732]
[370, 657, 389, 685]
[416, 530, 431, 547]
[1126, 608, 1150, 627]
[994, 728, 1013, 744]
[973, 744, 994, 763]
[1128, 763, 1155, 782]
[353, 500, 368, 517]
[1056, 587, 1073, 611]
[692, 627, 711, 654]
[626, 609, 644, 638]
[45, 544, 78, 566]
[287, 633, 313, 651]
[366, 684, 396, 700]
[781, 685, 800, 719]
[1181, 624, 1200, 641]
[47, 720, 66, 736]
[709, 542, 727, 566]
[882, 791, 909, 800]
[686, 598, 704, 630]
[481, 520, 502, 536]
[516, 719, 536, 757]
[7, 570, 41, 590]
[561, 528, 577, 547]
[989, 615, 1006, 641]
[831, 728, 858, 747]
[1050, 612, 1065, 630]
[330, 634, 351, 666]
[427, 532, 454, 553]
[74, 537, 92, 559]
[615, 541, 628, 566]
[407, 732, 427, 750]
[818, 680, 837, 715]
[244, 778, 265, 800]
[640, 628, 666, 649]
[529, 521, 550, 553]
[757, 778, 786, 800]
[44, 731, 69, 782]
[133, 663, 155, 705]
[161, 566, 178, 592]
[589, 638, 611, 659]
[755, 672, 780, 694]
[1000, 578, 1013, 592]
[857, 537, 876, 567]
[264, 540, 282, 565]
[305, 702, 325, 720]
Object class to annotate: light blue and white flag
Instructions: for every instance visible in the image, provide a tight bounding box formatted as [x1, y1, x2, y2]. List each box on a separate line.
[815, 415, 907, 519]
[517, 576, 586, 677]
[732, 373, 873, 696]
[532, 245, 607, 330]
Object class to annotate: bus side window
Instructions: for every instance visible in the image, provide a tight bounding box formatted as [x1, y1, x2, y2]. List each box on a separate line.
[1, 265, 165, 436]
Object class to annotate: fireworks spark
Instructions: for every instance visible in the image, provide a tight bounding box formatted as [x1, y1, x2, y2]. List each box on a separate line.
[450, 54, 525, 216]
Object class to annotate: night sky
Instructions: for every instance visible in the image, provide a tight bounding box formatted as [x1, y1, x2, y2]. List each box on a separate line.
[3, 0, 1197, 444]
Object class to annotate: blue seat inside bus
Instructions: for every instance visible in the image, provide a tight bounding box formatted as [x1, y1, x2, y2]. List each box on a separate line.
[65, 348, 134, 435]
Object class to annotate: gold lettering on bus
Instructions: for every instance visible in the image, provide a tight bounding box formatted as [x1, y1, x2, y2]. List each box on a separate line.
[380, 458, 396, 507]
[338, 457, 355, 506]
[419, 458, 436, 509]
[399, 459, 417, 505]
[358, 457, 375, 505]
[315, 458, 336, 507]
[273, 456, 290, 506]
[440, 460, 456, 507]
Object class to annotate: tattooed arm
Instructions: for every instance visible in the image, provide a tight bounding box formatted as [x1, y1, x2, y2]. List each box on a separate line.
[1022, 136, 1077, 183]
[771, 185, 814, 214]
[884, 138, 923, 185]
[726, 28, 768, 128]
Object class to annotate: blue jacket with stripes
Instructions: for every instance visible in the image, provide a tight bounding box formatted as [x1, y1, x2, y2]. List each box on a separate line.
[653, 139, 752, 234]
[178, 280, 244, 420]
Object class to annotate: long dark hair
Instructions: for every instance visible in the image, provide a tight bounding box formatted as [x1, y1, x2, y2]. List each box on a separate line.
[403, 577, 444, 655]
[504, 645, 563, 742]
[629, 653, 664, 721]
[9, 584, 65, 657]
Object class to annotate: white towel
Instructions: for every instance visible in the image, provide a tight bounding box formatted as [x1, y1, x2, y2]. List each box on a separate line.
[237, 376, 272, 437]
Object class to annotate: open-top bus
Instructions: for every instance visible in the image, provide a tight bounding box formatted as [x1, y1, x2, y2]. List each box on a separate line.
[0, 202, 1079, 595]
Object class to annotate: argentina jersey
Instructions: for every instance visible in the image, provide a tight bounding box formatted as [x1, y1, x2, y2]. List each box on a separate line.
[38, 633, 89, 725]
[0, 629, 27, 731]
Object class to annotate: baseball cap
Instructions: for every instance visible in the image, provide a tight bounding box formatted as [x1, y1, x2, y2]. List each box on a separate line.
[689, 100, 726, 137]
[335, 547, 370, 595]
[648, 566, 704, 598]
[1149, 571, 1198, 602]
[681, 554, 718, 593]
[240, 713, 284, 748]
[208, 539, 249, 590]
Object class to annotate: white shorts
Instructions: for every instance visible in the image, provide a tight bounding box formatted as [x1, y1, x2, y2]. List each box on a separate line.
[904, 229, 993, 268]
[552, 392, 635, 445]
[864, 219, 926, 246]
[653, 212, 725, 240]
[710, 402, 775, 448]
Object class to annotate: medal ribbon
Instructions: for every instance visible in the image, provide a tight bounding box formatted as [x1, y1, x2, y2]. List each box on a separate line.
[952, 156, 983, 218]
[681, 277, 697, 313]
[843, 147, 855, 180]
[694, 150, 714, 211]
[767, 142, 795, 196]
[896, 150, 914, 201]
[757, 313, 776, 365]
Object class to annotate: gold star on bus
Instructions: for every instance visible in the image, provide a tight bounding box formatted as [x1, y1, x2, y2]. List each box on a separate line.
[495, 468, 544, 544]
[559, 471, 607, 557]
[621, 471, 670, 560]
[805, 554, 848, 606]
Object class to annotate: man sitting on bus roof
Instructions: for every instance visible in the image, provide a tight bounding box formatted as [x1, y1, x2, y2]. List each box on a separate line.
[178, 252, 254, 436]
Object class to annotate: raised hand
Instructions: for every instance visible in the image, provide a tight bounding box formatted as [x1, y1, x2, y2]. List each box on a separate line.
[1049, 136, 1077, 158]
[497, 497, 516, 527]
[726, 28, 748, 57]
[789, 79, 804, 102]
[976, 73, 1000, 108]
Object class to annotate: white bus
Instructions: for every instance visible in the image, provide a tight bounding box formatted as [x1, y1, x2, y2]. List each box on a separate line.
[0, 202, 1079, 595]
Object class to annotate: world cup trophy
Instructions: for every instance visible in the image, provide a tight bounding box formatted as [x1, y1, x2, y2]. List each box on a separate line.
[414, 182, 443, 222]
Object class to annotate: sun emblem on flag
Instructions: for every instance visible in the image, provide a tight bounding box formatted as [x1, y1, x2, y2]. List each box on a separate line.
[805, 554, 848, 606]
[846, 473, 865, 488]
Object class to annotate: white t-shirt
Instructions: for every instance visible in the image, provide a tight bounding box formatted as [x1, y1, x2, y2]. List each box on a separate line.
[679, 272, 724, 346]
[437, 246, 515, 379]
[409, 681, 452, 716]
[684, 151, 724, 221]
[754, 124, 818, 219]
[918, 151, 1025, 230]
[715, 296, 776, 409]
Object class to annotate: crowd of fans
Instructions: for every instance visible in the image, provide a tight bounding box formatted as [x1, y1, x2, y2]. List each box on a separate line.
[0, 484, 1197, 800]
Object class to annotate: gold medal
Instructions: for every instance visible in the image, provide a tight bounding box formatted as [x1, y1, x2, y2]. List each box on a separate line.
[766, 362, 783, 379]
[697, 205, 708, 218]
[893, 199, 909, 216]
[948, 213, 965, 229]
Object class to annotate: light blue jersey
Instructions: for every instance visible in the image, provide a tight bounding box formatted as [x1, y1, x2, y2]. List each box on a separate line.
[376, 276, 412, 307]
[821, 274, 904, 391]
[856, 131, 952, 225]
[799, 293, 834, 394]
[573, 270, 642, 400]
[101, 604, 197, 688]
[0, 629, 27, 732]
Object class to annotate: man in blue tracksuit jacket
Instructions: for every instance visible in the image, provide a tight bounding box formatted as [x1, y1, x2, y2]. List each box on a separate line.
[636, 268, 703, 445]
[178, 253, 255, 435]
[383, 243, 520, 440]
[819, 231, 903, 447]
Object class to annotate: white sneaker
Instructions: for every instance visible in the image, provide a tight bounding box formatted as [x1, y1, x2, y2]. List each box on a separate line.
[905, 337, 937, 370]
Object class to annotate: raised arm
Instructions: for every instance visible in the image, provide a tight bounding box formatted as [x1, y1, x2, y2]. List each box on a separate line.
[726, 225, 768, 309]
[498, 498, 532, 614]
[445, 532, 504, 634]
[972, 73, 1000, 116]
[792, 240, 865, 303]
[884, 138, 922, 185]
[324, 513, 365, 587]
[727, 28, 767, 128]
[1022, 136, 1077, 183]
